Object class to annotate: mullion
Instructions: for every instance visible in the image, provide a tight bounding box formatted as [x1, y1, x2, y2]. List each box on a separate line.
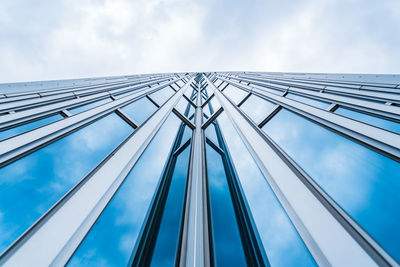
[212, 118, 268, 266]
[129, 119, 190, 266]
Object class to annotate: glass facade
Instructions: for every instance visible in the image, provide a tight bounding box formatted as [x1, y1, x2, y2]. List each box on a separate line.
[0, 72, 399, 266]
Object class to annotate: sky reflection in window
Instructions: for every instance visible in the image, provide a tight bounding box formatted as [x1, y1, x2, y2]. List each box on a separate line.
[0, 113, 63, 141]
[121, 97, 157, 125]
[68, 97, 112, 114]
[285, 93, 330, 109]
[240, 94, 276, 124]
[68, 113, 180, 266]
[262, 108, 400, 261]
[149, 87, 175, 106]
[334, 107, 400, 134]
[205, 144, 247, 266]
[222, 84, 248, 105]
[217, 112, 316, 266]
[151, 144, 191, 266]
[0, 113, 132, 253]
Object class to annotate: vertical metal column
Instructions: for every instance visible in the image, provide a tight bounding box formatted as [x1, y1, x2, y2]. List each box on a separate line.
[180, 76, 210, 267]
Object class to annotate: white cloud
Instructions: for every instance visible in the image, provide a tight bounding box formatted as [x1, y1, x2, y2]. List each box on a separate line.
[0, 0, 399, 83]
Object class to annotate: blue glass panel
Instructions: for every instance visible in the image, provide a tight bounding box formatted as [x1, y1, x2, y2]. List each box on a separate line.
[262, 108, 400, 261]
[222, 85, 248, 105]
[0, 114, 63, 141]
[180, 125, 192, 146]
[219, 82, 227, 89]
[151, 145, 191, 266]
[206, 144, 247, 266]
[187, 103, 195, 118]
[203, 85, 211, 98]
[217, 113, 316, 266]
[150, 87, 175, 106]
[209, 96, 221, 113]
[183, 87, 195, 100]
[240, 95, 276, 124]
[252, 84, 282, 95]
[121, 97, 157, 125]
[68, 97, 112, 114]
[205, 123, 219, 148]
[176, 80, 185, 87]
[215, 80, 223, 88]
[335, 107, 400, 134]
[286, 93, 330, 109]
[0, 113, 133, 253]
[191, 91, 197, 101]
[203, 102, 212, 118]
[113, 89, 137, 99]
[175, 97, 193, 118]
[68, 113, 180, 266]
[170, 84, 180, 91]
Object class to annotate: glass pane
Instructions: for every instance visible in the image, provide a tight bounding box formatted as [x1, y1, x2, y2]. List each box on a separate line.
[214, 80, 223, 88]
[170, 84, 179, 91]
[121, 97, 157, 125]
[151, 144, 191, 266]
[150, 87, 175, 106]
[262, 108, 400, 261]
[68, 113, 181, 266]
[175, 97, 192, 118]
[176, 80, 185, 87]
[203, 102, 212, 118]
[286, 93, 330, 109]
[113, 89, 137, 99]
[205, 123, 219, 147]
[0, 114, 63, 141]
[205, 144, 247, 266]
[209, 96, 221, 113]
[240, 95, 276, 124]
[217, 113, 316, 266]
[222, 85, 248, 105]
[184, 87, 196, 100]
[202, 84, 211, 97]
[180, 125, 192, 146]
[335, 107, 400, 134]
[251, 84, 282, 95]
[0, 113, 133, 253]
[191, 91, 197, 101]
[68, 97, 112, 114]
[218, 82, 227, 89]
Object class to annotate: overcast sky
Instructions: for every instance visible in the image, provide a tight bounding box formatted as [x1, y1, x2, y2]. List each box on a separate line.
[0, 0, 399, 83]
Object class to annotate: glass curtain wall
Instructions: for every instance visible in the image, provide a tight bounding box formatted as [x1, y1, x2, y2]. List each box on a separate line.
[0, 72, 399, 266]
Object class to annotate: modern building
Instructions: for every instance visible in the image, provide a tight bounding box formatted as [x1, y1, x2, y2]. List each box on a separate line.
[0, 72, 399, 266]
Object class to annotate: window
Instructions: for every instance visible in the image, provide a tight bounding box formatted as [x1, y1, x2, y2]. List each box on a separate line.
[205, 143, 247, 266]
[222, 85, 248, 105]
[217, 112, 316, 266]
[262, 108, 400, 261]
[68, 97, 112, 114]
[334, 107, 400, 134]
[0, 113, 63, 141]
[68, 114, 181, 266]
[150, 144, 191, 265]
[0, 113, 133, 253]
[121, 97, 158, 125]
[240, 94, 276, 124]
[286, 93, 330, 109]
[149, 87, 175, 106]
